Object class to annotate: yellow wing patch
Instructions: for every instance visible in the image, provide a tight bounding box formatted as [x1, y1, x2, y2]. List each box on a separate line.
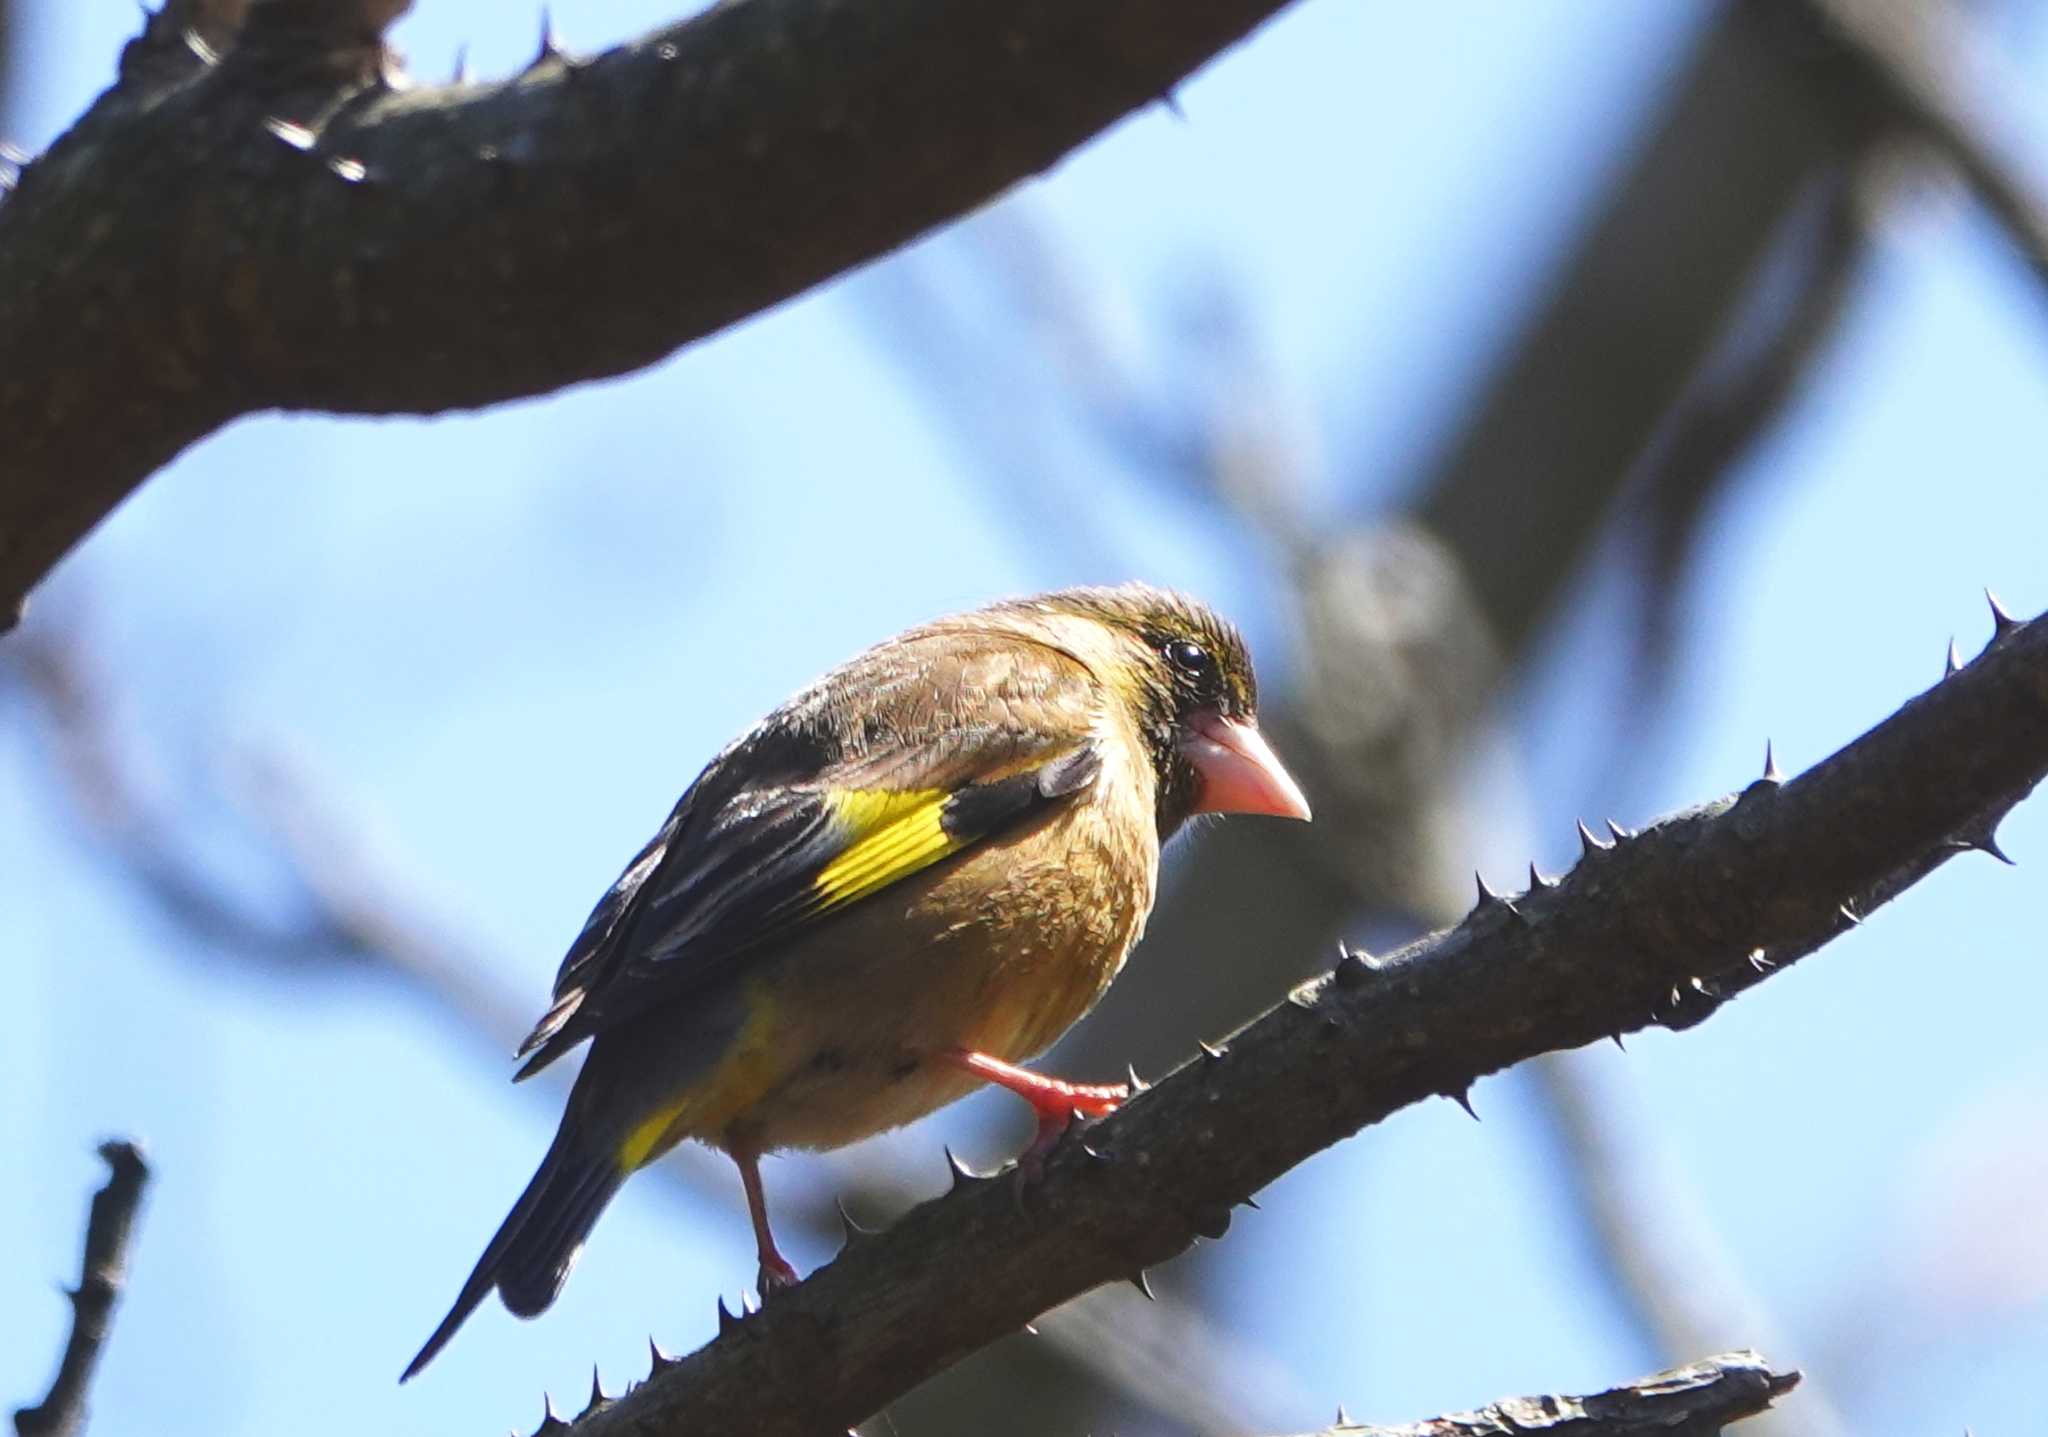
[812, 788, 964, 910]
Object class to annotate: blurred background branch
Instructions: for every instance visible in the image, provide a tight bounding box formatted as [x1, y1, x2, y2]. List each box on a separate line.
[1801, 0, 2048, 290]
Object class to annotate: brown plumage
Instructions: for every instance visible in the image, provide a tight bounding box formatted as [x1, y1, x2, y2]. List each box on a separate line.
[403, 584, 1309, 1380]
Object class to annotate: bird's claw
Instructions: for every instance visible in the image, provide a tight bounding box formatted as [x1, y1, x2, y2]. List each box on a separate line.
[755, 1253, 800, 1300]
[1011, 1092, 1123, 1211]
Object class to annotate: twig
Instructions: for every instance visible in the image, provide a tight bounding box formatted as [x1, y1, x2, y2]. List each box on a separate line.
[14, 1142, 152, 1437]
[549, 606, 2045, 1435]
[1285, 1350, 1796, 1437]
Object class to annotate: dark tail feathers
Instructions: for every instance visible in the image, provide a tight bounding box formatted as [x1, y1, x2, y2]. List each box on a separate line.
[400, 1125, 624, 1381]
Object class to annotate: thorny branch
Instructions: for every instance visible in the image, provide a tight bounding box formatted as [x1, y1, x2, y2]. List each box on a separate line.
[1287, 1351, 1796, 1437]
[0, 0, 1300, 628]
[13, 1142, 152, 1437]
[526, 607, 2047, 1436]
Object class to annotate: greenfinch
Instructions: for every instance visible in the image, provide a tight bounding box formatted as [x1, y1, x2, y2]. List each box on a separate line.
[403, 584, 1309, 1378]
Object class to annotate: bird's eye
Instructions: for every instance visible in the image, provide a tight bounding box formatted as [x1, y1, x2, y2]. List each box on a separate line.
[1164, 639, 1216, 686]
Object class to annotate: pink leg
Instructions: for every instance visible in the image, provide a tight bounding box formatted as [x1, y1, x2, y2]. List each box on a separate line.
[730, 1142, 799, 1297]
[942, 1049, 1129, 1176]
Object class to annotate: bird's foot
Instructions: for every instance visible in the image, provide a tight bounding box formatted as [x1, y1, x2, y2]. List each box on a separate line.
[944, 1048, 1129, 1120]
[940, 1050, 1129, 1198]
[755, 1250, 800, 1300]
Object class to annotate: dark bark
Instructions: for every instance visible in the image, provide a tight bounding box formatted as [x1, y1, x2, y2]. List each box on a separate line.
[13, 1142, 152, 1437]
[1287, 1350, 1797, 1437]
[0, 0, 1298, 627]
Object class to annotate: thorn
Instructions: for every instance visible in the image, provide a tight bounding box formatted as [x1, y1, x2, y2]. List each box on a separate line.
[1748, 948, 1775, 972]
[1577, 818, 1611, 856]
[1605, 818, 1634, 843]
[1986, 588, 2020, 640]
[1690, 976, 1718, 998]
[451, 43, 469, 84]
[1160, 88, 1186, 119]
[945, 1145, 992, 1189]
[1128, 1269, 1156, 1301]
[1838, 901, 1861, 926]
[648, 1336, 674, 1371]
[716, 1296, 741, 1335]
[1972, 834, 2016, 865]
[1528, 861, 1553, 891]
[1450, 1087, 1480, 1121]
[1472, 870, 1501, 908]
[526, 7, 562, 71]
[1336, 1404, 1354, 1427]
[1956, 818, 2016, 865]
[1022, 1321, 1038, 1336]
[1125, 1063, 1148, 1093]
[1761, 740, 1782, 784]
[263, 116, 317, 152]
[1335, 937, 1351, 962]
[1198, 1038, 1226, 1061]
[586, 1365, 606, 1414]
[1944, 637, 1962, 677]
[536, 1394, 569, 1435]
[1609, 1032, 1627, 1052]
[1240, 1192, 1261, 1210]
[836, 1196, 875, 1247]
[1079, 1139, 1110, 1164]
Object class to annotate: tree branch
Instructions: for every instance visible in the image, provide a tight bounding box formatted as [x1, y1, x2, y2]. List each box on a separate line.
[1289, 1351, 1796, 1437]
[1411, 0, 1895, 656]
[13, 1141, 152, 1437]
[1797, 0, 2048, 295]
[0, 0, 1298, 627]
[539, 606, 2045, 1435]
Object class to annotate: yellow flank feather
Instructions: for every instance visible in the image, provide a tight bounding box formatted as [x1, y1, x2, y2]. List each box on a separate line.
[812, 788, 961, 910]
[616, 983, 788, 1168]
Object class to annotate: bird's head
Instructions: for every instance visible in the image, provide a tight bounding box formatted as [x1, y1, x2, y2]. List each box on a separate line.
[1028, 584, 1312, 838]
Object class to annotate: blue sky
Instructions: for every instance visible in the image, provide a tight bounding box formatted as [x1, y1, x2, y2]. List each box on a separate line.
[4, 3, 2046, 1434]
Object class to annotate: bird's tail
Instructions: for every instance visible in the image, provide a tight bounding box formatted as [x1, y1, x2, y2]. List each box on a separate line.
[401, 1116, 626, 1381]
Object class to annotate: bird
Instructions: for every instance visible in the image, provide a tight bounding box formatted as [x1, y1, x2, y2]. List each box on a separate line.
[401, 583, 1310, 1379]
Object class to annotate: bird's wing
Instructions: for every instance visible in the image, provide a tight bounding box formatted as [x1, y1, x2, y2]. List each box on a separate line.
[512, 633, 1105, 1076]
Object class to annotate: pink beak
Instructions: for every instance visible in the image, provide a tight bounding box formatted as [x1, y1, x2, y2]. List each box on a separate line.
[1181, 713, 1313, 821]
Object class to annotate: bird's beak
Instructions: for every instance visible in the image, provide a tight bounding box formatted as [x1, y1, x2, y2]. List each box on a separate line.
[1181, 713, 1312, 821]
